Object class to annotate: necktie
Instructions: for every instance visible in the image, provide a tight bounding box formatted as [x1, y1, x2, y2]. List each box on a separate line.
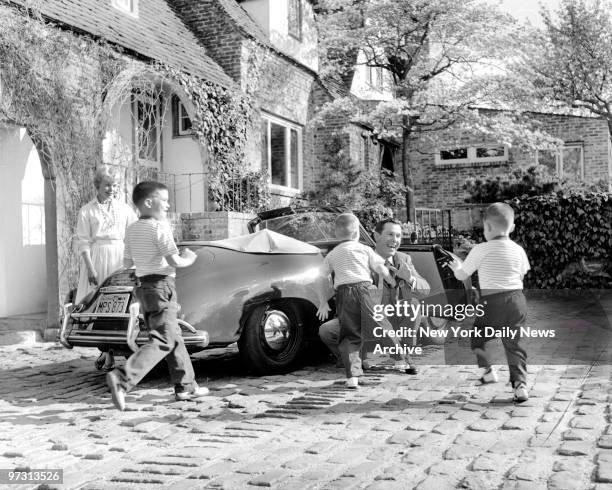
[386, 259, 396, 278]
[385, 259, 399, 303]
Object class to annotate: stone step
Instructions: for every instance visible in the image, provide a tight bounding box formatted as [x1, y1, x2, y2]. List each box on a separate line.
[0, 312, 46, 345]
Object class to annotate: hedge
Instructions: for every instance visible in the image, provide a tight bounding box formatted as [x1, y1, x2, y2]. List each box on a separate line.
[510, 192, 612, 289]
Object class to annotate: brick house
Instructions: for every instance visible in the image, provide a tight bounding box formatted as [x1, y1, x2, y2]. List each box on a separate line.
[314, 44, 612, 224]
[0, 0, 387, 337]
[0, 0, 235, 332]
[412, 112, 612, 213]
[169, 0, 384, 202]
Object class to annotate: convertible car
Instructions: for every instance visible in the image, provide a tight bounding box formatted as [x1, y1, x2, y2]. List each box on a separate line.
[59, 207, 472, 373]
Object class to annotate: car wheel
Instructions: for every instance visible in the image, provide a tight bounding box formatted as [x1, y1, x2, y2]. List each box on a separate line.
[238, 303, 304, 374]
[423, 316, 450, 345]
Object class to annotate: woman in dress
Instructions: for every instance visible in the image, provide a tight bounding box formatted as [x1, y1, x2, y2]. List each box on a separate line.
[75, 165, 137, 370]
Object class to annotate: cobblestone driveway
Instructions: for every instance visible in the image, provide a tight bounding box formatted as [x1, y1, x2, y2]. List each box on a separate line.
[1, 295, 611, 489]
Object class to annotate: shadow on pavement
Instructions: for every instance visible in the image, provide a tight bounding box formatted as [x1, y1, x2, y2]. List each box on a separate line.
[0, 343, 337, 416]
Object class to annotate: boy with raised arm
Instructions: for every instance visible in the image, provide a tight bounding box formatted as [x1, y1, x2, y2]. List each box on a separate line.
[448, 203, 531, 402]
[317, 213, 395, 389]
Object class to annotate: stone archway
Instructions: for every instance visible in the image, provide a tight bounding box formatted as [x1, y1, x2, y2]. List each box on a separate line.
[0, 123, 59, 339]
[100, 66, 210, 214]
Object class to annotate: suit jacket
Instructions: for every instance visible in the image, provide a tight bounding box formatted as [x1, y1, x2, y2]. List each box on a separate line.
[373, 251, 430, 304]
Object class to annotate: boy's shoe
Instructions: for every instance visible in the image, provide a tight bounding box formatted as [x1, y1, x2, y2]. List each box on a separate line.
[106, 371, 126, 411]
[479, 367, 498, 384]
[175, 386, 210, 401]
[514, 383, 529, 403]
[362, 360, 372, 371]
[405, 365, 418, 375]
[96, 352, 115, 372]
[346, 377, 359, 389]
[94, 352, 106, 371]
[103, 351, 115, 372]
[393, 362, 418, 375]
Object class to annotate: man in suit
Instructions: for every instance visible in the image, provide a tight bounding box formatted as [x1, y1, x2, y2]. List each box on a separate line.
[319, 218, 430, 373]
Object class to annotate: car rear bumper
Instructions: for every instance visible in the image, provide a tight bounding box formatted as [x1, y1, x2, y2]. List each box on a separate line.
[64, 330, 209, 351]
[59, 302, 209, 352]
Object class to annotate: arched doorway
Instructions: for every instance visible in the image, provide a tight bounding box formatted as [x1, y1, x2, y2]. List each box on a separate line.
[0, 124, 47, 317]
[101, 71, 209, 214]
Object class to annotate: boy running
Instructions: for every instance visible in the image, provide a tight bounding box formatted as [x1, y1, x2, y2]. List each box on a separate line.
[449, 202, 531, 402]
[106, 181, 208, 410]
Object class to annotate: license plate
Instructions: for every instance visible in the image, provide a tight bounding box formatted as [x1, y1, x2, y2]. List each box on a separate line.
[95, 293, 129, 314]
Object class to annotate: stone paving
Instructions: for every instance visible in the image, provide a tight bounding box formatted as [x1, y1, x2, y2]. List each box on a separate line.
[0, 294, 611, 489]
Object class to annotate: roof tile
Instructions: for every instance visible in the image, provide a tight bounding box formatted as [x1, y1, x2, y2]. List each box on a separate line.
[8, 0, 233, 87]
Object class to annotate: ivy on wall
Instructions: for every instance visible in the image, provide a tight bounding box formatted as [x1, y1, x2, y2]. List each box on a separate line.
[511, 192, 612, 289]
[157, 63, 270, 212]
[0, 5, 269, 306]
[0, 5, 127, 302]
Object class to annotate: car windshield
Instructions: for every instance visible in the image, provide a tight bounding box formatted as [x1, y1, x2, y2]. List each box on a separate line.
[255, 211, 374, 245]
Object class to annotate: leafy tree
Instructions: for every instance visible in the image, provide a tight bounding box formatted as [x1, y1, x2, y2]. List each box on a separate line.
[304, 136, 408, 231]
[315, 0, 553, 220]
[510, 0, 612, 138]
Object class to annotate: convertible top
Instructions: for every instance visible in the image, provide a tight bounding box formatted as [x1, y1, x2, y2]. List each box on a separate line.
[194, 229, 322, 255]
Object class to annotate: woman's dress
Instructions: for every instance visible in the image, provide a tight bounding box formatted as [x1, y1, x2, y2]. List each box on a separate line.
[75, 199, 137, 302]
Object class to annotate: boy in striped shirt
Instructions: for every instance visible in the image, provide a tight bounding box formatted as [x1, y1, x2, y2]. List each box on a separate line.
[316, 214, 395, 389]
[106, 181, 208, 410]
[448, 203, 531, 402]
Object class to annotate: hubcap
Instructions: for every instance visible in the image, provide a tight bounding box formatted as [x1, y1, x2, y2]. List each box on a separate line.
[261, 310, 291, 351]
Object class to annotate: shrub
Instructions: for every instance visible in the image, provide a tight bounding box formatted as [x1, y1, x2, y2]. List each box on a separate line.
[510, 192, 612, 289]
[452, 234, 480, 260]
[304, 136, 408, 232]
[464, 165, 609, 204]
[354, 203, 394, 234]
[464, 165, 558, 203]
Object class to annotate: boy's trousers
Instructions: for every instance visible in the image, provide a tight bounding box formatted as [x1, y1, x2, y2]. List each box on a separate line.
[336, 282, 401, 378]
[471, 289, 528, 386]
[116, 275, 196, 394]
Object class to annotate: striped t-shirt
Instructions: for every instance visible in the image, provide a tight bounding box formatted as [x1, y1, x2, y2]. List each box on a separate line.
[324, 241, 384, 288]
[461, 238, 530, 292]
[124, 218, 179, 277]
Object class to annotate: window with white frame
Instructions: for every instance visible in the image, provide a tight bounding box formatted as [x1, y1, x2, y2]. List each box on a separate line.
[133, 92, 161, 167]
[536, 144, 584, 180]
[435, 145, 508, 165]
[261, 114, 302, 191]
[288, 0, 302, 40]
[172, 95, 192, 137]
[111, 0, 138, 16]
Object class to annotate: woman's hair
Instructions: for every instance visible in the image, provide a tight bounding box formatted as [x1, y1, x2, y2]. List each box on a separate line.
[93, 165, 120, 188]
